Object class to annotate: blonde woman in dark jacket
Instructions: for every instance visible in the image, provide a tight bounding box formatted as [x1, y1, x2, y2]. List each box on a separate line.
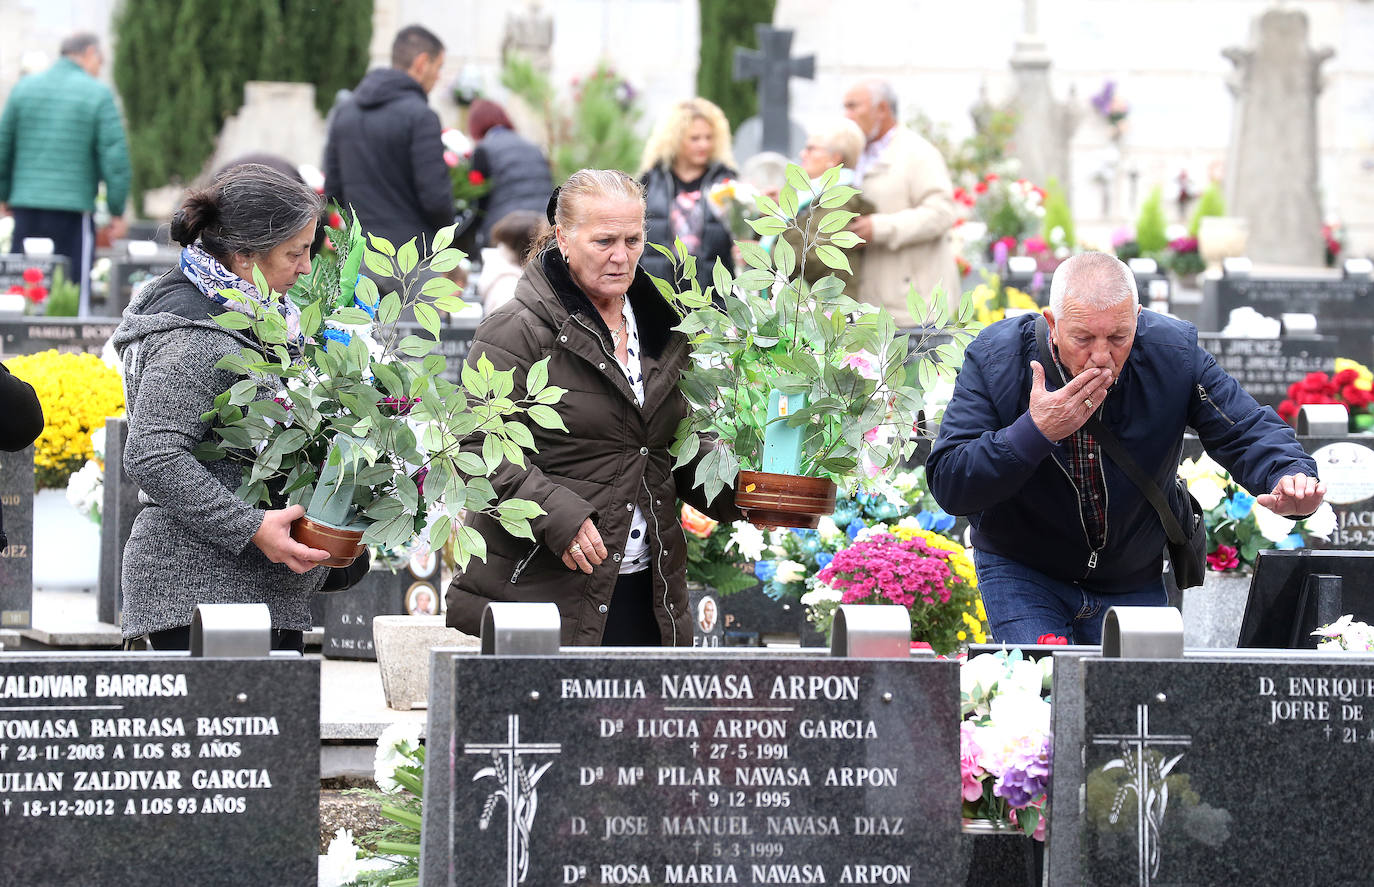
[445, 170, 741, 646]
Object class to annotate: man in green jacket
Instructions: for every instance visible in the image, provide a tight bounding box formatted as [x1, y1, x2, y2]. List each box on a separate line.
[0, 32, 131, 314]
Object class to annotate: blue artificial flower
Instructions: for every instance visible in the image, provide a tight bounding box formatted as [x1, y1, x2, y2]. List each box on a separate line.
[753, 560, 777, 583]
[846, 518, 865, 540]
[815, 552, 834, 570]
[323, 328, 352, 346]
[1276, 533, 1306, 550]
[917, 510, 935, 530]
[1227, 491, 1256, 520]
[931, 509, 956, 533]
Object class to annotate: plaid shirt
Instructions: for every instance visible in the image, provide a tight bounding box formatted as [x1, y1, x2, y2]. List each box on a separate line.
[1053, 347, 1108, 552]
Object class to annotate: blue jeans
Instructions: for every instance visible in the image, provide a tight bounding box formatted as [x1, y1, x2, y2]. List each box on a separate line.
[973, 549, 1169, 645]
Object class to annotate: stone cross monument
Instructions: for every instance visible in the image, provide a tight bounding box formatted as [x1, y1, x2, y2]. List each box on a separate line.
[732, 25, 815, 160]
[1223, 7, 1332, 267]
[1005, 0, 1078, 199]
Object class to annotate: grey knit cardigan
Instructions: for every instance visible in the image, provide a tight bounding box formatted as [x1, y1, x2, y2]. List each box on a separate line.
[112, 270, 327, 638]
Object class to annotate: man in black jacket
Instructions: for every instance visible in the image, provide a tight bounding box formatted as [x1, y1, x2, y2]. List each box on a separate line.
[324, 25, 454, 265]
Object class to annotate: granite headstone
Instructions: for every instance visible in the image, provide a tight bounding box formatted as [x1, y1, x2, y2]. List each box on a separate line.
[0, 317, 120, 359]
[97, 417, 142, 625]
[0, 254, 65, 292]
[0, 445, 33, 629]
[1048, 653, 1374, 885]
[420, 651, 961, 887]
[1197, 334, 1339, 410]
[321, 568, 409, 661]
[1211, 276, 1374, 367]
[0, 653, 320, 886]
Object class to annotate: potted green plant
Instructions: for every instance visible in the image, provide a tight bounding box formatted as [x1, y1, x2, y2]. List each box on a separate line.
[655, 162, 979, 528]
[194, 216, 564, 567]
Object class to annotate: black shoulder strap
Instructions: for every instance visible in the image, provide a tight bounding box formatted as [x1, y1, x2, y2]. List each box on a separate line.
[1034, 315, 1188, 545]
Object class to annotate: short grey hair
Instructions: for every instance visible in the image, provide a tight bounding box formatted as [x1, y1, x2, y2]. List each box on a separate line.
[809, 117, 866, 168]
[865, 80, 899, 120]
[60, 33, 100, 58]
[1048, 252, 1139, 316]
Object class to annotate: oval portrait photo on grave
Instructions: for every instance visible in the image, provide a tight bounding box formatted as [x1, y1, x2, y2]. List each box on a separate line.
[697, 595, 719, 633]
[408, 543, 439, 580]
[406, 581, 440, 616]
[1312, 442, 1374, 505]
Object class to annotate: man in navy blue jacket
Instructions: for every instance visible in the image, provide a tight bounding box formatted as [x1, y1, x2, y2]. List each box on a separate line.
[927, 253, 1324, 643]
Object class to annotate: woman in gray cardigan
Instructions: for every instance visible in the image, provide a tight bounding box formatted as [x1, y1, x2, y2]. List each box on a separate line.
[112, 164, 341, 652]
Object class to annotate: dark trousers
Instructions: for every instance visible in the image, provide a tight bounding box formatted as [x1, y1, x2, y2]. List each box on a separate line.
[601, 569, 662, 646]
[10, 207, 94, 312]
[125, 626, 305, 654]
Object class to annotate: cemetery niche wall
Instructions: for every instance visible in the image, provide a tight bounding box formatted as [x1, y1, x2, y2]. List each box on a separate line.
[0, 653, 320, 886]
[420, 651, 962, 886]
[1212, 275, 1374, 368]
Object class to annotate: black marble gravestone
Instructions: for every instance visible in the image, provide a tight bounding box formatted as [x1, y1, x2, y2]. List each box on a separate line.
[1197, 334, 1340, 410]
[0, 317, 120, 359]
[420, 651, 961, 887]
[1048, 653, 1374, 885]
[97, 418, 142, 625]
[0, 653, 320, 886]
[0, 445, 34, 629]
[0, 254, 66, 292]
[1213, 275, 1374, 367]
[321, 568, 409, 660]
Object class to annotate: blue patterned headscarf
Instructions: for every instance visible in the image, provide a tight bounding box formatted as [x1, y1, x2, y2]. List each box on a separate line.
[179, 243, 304, 346]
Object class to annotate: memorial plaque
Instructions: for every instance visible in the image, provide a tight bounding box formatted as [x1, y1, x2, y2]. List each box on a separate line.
[0, 446, 34, 629]
[0, 255, 65, 292]
[0, 317, 120, 360]
[1050, 656, 1374, 885]
[1197, 334, 1340, 409]
[1213, 276, 1374, 367]
[322, 568, 408, 660]
[0, 654, 320, 886]
[719, 583, 804, 641]
[420, 653, 961, 886]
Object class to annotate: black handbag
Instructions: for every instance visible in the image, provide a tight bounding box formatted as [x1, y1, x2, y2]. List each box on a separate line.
[1035, 317, 1208, 589]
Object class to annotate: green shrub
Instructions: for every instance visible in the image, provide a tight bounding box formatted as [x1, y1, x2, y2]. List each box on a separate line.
[696, 0, 777, 130]
[1189, 182, 1226, 238]
[1040, 178, 1076, 251]
[1135, 187, 1169, 257]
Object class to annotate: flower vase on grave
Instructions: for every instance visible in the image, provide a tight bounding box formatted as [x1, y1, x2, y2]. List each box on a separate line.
[1197, 217, 1249, 272]
[1182, 569, 1253, 649]
[960, 818, 1044, 887]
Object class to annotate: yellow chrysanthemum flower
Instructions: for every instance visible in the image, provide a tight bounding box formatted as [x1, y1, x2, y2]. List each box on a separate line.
[6, 350, 125, 490]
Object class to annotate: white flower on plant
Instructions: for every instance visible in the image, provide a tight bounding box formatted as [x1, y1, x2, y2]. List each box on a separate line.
[1187, 476, 1227, 511]
[89, 426, 107, 462]
[894, 516, 923, 532]
[960, 652, 1006, 706]
[1178, 454, 1225, 484]
[1302, 502, 1337, 540]
[1313, 614, 1374, 651]
[773, 560, 807, 585]
[816, 516, 842, 541]
[374, 721, 422, 794]
[65, 460, 103, 524]
[726, 522, 768, 561]
[987, 691, 1052, 738]
[1251, 501, 1296, 543]
[855, 523, 889, 542]
[441, 127, 473, 156]
[800, 586, 842, 607]
[318, 828, 389, 887]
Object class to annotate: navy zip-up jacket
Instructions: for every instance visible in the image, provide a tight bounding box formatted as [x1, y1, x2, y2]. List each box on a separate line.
[927, 310, 1317, 591]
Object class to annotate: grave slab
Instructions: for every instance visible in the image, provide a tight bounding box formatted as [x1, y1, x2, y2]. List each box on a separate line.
[0, 445, 33, 629]
[420, 651, 961, 887]
[0, 653, 320, 886]
[1050, 653, 1374, 885]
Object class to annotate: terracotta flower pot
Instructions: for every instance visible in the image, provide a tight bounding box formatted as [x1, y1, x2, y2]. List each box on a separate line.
[735, 470, 838, 530]
[291, 514, 366, 567]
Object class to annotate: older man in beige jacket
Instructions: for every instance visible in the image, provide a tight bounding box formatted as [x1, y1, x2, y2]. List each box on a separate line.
[843, 80, 961, 326]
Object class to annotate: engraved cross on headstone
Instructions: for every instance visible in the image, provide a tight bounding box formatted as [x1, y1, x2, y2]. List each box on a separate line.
[464, 714, 562, 886]
[733, 25, 815, 155]
[1090, 703, 1192, 887]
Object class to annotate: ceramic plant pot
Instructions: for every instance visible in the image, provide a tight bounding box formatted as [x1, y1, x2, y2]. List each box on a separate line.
[735, 470, 838, 530]
[291, 514, 365, 568]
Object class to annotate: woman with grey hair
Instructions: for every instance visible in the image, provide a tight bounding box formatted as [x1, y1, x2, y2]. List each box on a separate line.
[112, 163, 360, 652]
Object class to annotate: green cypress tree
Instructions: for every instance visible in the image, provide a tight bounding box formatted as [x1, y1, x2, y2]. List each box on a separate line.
[113, 0, 370, 214]
[1135, 187, 1169, 258]
[696, 0, 777, 130]
[1040, 178, 1076, 251]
